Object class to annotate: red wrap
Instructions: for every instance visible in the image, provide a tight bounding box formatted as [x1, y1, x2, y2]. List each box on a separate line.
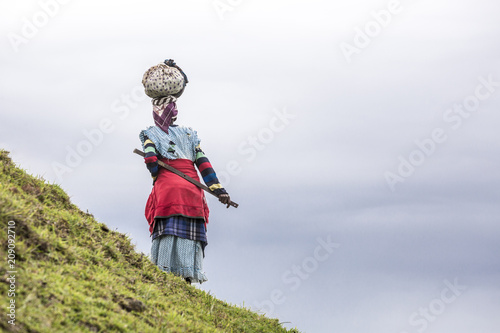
[145, 158, 209, 234]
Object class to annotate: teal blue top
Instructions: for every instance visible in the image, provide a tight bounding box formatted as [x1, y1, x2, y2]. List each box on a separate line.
[139, 125, 200, 161]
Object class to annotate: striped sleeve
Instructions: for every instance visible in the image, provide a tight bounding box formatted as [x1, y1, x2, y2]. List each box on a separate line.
[194, 145, 228, 195]
[143, 136, 159, 181]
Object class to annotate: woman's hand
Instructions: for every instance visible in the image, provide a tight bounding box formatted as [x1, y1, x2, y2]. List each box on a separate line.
[218, 194, 231, 208]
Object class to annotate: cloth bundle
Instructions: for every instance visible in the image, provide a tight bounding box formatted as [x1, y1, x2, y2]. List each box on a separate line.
[142, 62, 185, 98]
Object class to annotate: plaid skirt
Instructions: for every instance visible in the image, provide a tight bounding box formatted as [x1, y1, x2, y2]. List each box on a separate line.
[151, 234, 208, 284]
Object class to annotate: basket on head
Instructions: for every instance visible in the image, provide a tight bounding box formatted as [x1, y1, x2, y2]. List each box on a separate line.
[142, 61, 186, 98]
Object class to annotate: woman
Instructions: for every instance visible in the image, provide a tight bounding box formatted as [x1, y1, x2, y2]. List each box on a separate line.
[139, 59, 230, 284]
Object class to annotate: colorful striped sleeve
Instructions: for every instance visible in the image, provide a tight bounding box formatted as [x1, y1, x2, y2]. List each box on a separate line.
[194, 145, 228, 195]
[143, 136, 159, 181]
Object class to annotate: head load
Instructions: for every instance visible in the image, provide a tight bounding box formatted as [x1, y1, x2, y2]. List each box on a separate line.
[142, 59, 189, 99]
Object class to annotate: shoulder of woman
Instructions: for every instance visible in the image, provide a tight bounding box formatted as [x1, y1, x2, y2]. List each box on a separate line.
[140, 126, 157, 134]
[182, 126, 201, 146]
[176, 125, 198, 136]
[139, 127, 152, 140]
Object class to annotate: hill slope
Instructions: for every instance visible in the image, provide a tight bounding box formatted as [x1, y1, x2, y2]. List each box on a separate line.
[0, 150, 299, 333]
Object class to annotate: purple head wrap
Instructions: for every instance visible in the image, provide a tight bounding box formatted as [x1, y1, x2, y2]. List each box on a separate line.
[152, 96, 178, 133]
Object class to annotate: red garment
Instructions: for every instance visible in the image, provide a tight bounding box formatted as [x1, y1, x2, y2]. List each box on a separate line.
[145, 158, 209, 234]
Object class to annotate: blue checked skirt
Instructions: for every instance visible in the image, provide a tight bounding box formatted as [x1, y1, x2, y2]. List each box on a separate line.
[151, 217, 208, 284]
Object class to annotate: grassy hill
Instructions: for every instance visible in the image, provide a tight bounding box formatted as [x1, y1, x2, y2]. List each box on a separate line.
[0, 150, 299, 333]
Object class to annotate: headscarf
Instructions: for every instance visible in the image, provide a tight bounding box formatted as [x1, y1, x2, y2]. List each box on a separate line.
[152, 96, 178, 134]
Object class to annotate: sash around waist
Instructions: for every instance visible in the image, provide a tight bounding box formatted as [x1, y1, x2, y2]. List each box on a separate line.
[145, 158, 209, 234]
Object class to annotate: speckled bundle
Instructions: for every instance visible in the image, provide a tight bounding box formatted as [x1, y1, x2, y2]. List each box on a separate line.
[142, 63, 185, 98]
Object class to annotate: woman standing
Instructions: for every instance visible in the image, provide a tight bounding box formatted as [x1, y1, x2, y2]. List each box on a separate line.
[140, 59, 230, 284]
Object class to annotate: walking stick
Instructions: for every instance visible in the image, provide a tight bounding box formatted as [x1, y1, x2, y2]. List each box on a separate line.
[133, 149, 239, 208]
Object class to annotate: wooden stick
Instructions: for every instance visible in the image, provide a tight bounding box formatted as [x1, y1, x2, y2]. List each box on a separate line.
[133, 149, 238, 208]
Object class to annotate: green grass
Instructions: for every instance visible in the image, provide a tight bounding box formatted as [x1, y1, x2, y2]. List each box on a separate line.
[0, 149, 300, 333]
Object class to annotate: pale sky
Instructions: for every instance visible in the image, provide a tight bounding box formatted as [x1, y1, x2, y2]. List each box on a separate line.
[1, 0, 500, 332]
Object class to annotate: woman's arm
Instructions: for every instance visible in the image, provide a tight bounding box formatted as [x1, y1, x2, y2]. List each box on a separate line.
[143, 136, 159, 182]
[194, 145, 228, 196]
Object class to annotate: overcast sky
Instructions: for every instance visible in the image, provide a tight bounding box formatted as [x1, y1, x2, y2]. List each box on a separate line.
[1, 0, 500, 332]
